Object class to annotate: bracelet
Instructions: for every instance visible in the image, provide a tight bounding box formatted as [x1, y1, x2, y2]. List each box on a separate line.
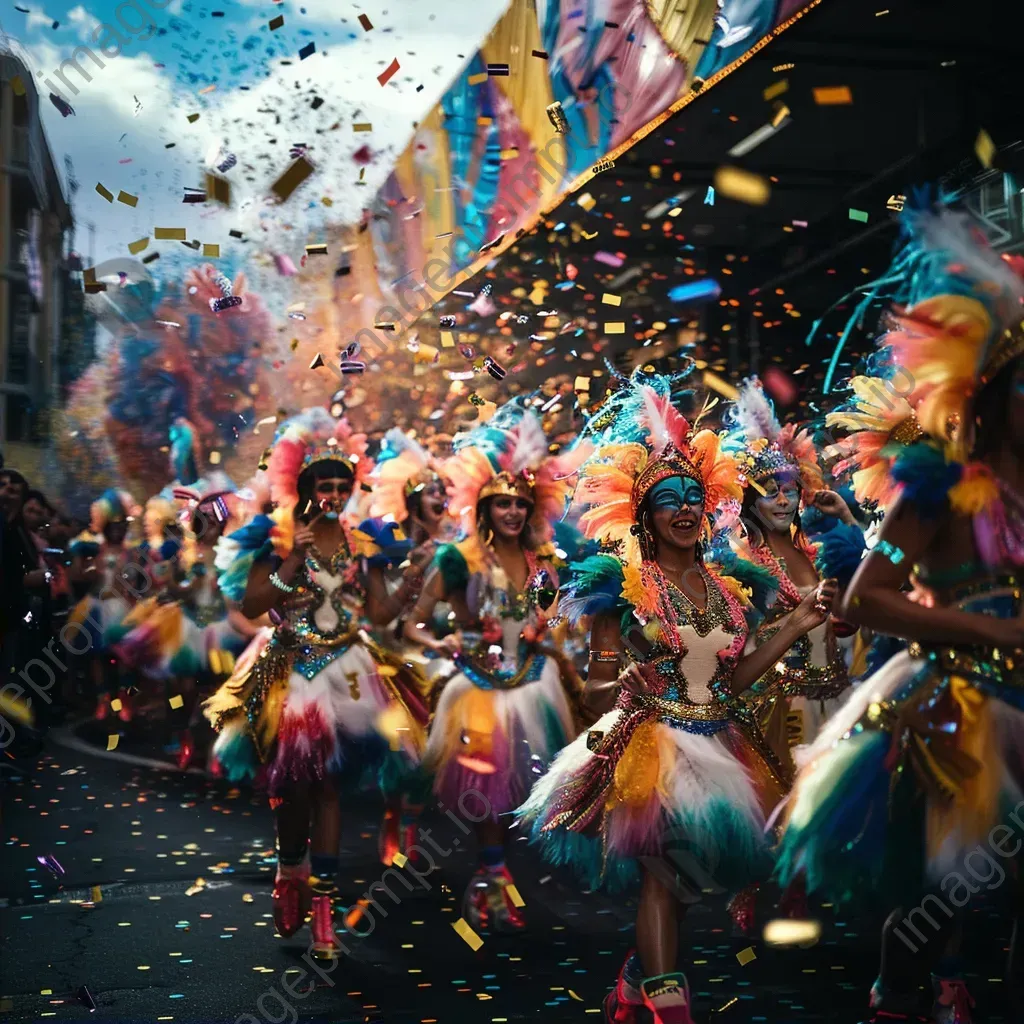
[875, 539, 905, 566]
[590, 650, 621, 663]
[269, 571, 296, 594]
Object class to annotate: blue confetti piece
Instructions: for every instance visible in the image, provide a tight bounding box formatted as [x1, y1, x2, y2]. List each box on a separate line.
[704, 185, 715, 205]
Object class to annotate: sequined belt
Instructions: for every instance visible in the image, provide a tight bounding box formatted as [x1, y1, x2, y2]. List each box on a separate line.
[906, 641, 1024, 705]
[453, 650, 547, 691]
[626, 691, 729, 725]
[275, 625, 362, 682]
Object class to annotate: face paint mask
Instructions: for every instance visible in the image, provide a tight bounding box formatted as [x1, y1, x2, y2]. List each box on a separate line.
[649, 476, 705, 512]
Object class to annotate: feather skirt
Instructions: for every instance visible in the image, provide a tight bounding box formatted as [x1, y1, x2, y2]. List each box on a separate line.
[423, 656, 576, 819]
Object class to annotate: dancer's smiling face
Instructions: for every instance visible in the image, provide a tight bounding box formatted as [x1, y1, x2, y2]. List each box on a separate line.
[754, 474, 800, 534]
[484, 495, 532, 541]
[648, 475, 705, 552]
[411, 478, 448, 528]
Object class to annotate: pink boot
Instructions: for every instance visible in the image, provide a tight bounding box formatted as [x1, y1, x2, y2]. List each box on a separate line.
[640, 973, 694, 1024]
[931, 977, 974, 1024]
[272, 860, 311, 939]
[309, 894, 344, 961]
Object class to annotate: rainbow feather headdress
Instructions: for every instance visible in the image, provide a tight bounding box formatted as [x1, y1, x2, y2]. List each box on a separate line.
[575, 386, 742, 567]
[721, 378, 824, 499]
[265, 407, 372, 557]
[445, 400, 583, 544]
[369, 428, 445, 525]
[873, 206, 1024, 460]
[90, 488, 141, 533]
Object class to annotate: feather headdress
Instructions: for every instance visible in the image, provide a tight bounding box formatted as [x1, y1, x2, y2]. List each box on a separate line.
[876, 207, 1024, 459]
[370, 428, 446, 525]
[825, 375, 922, 508]
[90, 488, 141, 533]
[445, 402, 584, 544]
[576, 386, 742, 566]
[265, 407, 372, 557]
[721, 378, 824, 499]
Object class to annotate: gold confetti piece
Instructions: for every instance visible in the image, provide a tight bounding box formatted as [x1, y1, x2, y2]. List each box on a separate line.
[270, 156, 315, 203]
[209, 451, 222, 465]
[96, 183, 114, 202]
[452, 917, 484, 951]
[499, 147, 519, 160]
[155, 227, 187, 240]
[202, 243, 220, 258]
[477, 116, 493, 127]
[714, 165, 770, 205]
[41, 989, 53, 996]
[392, 851, 408, 869]
[353, 123, 373, 132]
[736, 946, 757, 966]
[168, 694, 184, 710]
[505, 884, 524, 908]
[602, 293, 621, 306]
[110, 698, 123, 712]
[813, 85, 853, 105]
[574, 376, 591, 392]
[581, 230, 598, 240]
[107, 735, 119, 751]
[568, 990, 583, 1001]
[763, 918, 822, 946]
[604, 322, 625, 334]
[577, 192, 596, 212]
[703, 370, 739, 400]
[440, 330, 456, 348]
[763, 79, 788, 101]
[305, 243, 328, 256]
[717, 997, 738, 1013]
[468, 72, 488, 86]
[206, 173, 230, 206]
[242, 893, 254, 903]
[771, 103, 790, 128]
[198, 84, 216, 95]
[11, 75, 26, 96]
[321, 197, 333, 206]
[91, 886, 102, 902]
[975, 128, 996, 168]
[128, 237, 149, 255]
[187, 113, 200, 123]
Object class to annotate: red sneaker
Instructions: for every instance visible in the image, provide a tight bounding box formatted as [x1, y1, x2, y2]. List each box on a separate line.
[932, 978, 974, 1024]
[272, 874, 311, 938]
[462, 865, 526, 933]
[640, 973, 693, 1024]
[309, 894, 344, 961]
[603, 950, 644, 1022]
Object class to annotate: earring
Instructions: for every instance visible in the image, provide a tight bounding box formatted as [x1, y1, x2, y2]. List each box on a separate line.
[483, 526, 495, 547]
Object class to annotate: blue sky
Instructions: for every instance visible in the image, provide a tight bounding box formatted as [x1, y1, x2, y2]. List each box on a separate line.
[2, 0, 507, 282]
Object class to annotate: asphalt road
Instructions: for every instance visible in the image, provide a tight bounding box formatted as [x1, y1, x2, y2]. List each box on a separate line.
[1, 723, 1018, 1023]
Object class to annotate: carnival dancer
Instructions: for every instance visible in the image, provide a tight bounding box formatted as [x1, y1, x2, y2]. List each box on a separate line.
[68, 489, 141, 722]
[202, 408, 427, 960]
[403, 404, 583, 933]
[361, 428, 455, 867]
[519, 386, 835, 1024]
[117, 484, 261, 768]
[776, 206, 1024, 1024]
[720, 379, 862, 773]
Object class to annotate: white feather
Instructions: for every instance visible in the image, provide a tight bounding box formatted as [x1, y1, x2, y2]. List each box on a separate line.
[508, 412, 549, 475]
[381, 427, 430, 470]
[731, 378, 781, 444]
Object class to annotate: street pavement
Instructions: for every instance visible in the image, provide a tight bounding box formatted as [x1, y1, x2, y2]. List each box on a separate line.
[1, 724, 1018, 1023]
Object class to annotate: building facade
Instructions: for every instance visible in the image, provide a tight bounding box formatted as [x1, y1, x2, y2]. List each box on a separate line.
[0, 50, 74, 474]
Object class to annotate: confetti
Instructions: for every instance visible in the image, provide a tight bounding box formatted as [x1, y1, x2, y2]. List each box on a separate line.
[270, 156, 315, 202]
[487, 63, 510, 76]
[468, 72, 488, 86]
[602, 293, 621, 306]
[505, 884, 525, 908]
[269, 14, 283, 29]
[452, 917, 484, 951]
[309, 353, 325, 370]
[763, 79, 788, 101]
[813, 85, 853, 105]
[298, 41, 315, 60]
[206, 173, 231, 206]
[107, 734, 119, 751]
[91, 886, 102, 903]
[142, 252, 160, 264]
[763, 918, 822, 946]
[358, 13, 373, 30]
[604, 323, 625, 335]
[353, 123, 373, 132]
[378, 58, 400, 87]
[202, 243, 220, 258]
[155, 227, 187, 240]
[736, 946, 757, 966]
[532, 49, 549, 59]
[440, 331, 456, 348]
[703, 371, 738, 400]
[975, 128, 996, 168]
[117, 190, 138, 208]
[168, 694, 185, 709]
[848, 208, 869, 223]
[128, 237, 150, 255]
[187, 113, 200, 123]
[713, 166, 770, 205]
[305, 243, 328, 256]
[546, 101, 569, 134]
[11, 75, 26, 96]
[95, 183, 114, 203]
[392, 851, 409, 869]
[577, 192, 596, 212]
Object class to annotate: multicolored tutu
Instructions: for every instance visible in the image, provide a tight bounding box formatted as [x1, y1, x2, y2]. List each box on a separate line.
[777, 579, 1024, 905]
[425, 650, 576, 819]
